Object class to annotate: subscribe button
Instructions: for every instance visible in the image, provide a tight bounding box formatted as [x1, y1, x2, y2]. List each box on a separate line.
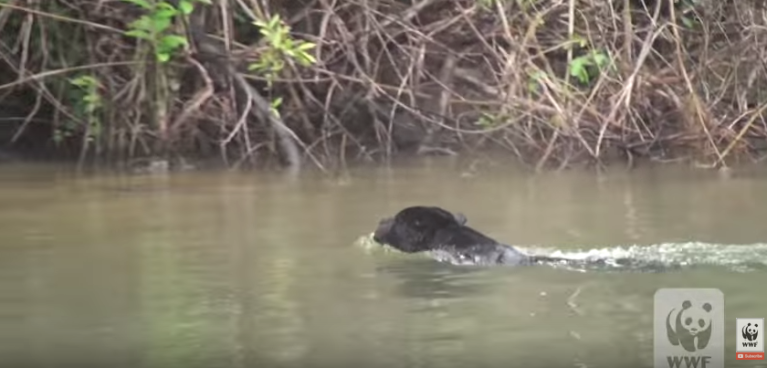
[736, 352, 764, 360]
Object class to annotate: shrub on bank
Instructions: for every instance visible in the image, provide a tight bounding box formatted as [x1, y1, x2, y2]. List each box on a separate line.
[0, 0, 765, 171]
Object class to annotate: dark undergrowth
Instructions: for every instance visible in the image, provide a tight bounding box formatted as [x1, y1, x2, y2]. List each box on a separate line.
[1, 0, 767, 173]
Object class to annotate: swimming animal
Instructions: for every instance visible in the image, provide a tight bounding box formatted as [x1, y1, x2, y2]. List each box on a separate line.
[372, 206, 667, 271]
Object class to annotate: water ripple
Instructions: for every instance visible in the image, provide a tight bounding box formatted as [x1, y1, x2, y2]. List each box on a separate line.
[523, 242, 767, 272]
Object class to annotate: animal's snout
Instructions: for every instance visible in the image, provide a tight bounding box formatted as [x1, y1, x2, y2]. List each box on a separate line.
[373, 217, 394, 242]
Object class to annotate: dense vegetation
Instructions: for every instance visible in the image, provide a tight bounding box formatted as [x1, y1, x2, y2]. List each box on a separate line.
[0, 0, 766, 172]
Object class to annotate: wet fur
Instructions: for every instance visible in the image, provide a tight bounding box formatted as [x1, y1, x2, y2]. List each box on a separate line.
[373, 206, 563, 266]
[372, 206, 669, 270]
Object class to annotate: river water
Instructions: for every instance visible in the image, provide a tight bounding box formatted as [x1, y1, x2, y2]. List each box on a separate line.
[1, 158, 766, 368]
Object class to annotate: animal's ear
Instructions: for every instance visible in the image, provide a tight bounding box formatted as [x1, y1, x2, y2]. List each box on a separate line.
[682, 300, 692, 309]
[454, 212, 468, 225]
[702, 303, 712, 312]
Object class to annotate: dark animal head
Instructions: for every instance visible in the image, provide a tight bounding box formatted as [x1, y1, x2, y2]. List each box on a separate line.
[372, 206, 531, 266]
[373, 206, 467, 253]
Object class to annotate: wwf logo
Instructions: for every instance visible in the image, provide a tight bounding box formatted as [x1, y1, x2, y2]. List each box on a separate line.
[665, 300, 714, 353]
[742, 323, 759, 342]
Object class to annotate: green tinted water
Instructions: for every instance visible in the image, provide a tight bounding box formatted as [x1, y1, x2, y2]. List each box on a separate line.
[1, 159, 766, 368]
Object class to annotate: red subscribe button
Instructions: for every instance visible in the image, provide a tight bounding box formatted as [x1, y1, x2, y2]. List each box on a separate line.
[736, 352, 764, 360]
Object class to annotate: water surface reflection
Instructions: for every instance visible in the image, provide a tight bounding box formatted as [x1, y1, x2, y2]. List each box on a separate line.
[1, 159, 766, 368]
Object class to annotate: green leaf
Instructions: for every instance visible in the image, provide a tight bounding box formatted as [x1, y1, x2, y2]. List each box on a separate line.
[125, 29, 151, 39]
[157, 52, 171, 63]
[569, 59, 584, 74]
[121, 0, 152, 10]
[299, 52, 316, 64]
[268, 15, 281, 30]
[155, 0, 178, 13]
[269, 30, 283, 48]
[70, 75, 98, 87]
[296, 53, 309, 64]
[270, 97, 282, 118]
[156, 2, 178, 16]
[577, 70, 589, 84]
[130, 15, 153, 31]
[592, 53, 609, 69]
[248, 61, 268, 72]
[179, 0, 194, 15]
[160, 34, 188, 49]
[296, 42, 315, 51]
[569, 57, 589, 84]
[151, 17, 172, 33]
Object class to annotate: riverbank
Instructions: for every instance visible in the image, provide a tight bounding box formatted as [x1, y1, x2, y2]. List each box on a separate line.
[3, 147, 766, 186]
[1, 1, 766, 173]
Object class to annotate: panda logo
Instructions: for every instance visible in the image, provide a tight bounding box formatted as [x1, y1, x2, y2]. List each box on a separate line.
[665, 300, 714, 353]
[742, 323, 759, 342]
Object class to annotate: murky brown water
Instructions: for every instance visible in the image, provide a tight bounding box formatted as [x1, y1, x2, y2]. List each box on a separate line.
[2, 158, 767, 368]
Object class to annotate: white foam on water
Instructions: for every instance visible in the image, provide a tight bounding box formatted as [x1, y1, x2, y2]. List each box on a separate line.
[519, 242, 767, 270]
[356, 234, 767, 271]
